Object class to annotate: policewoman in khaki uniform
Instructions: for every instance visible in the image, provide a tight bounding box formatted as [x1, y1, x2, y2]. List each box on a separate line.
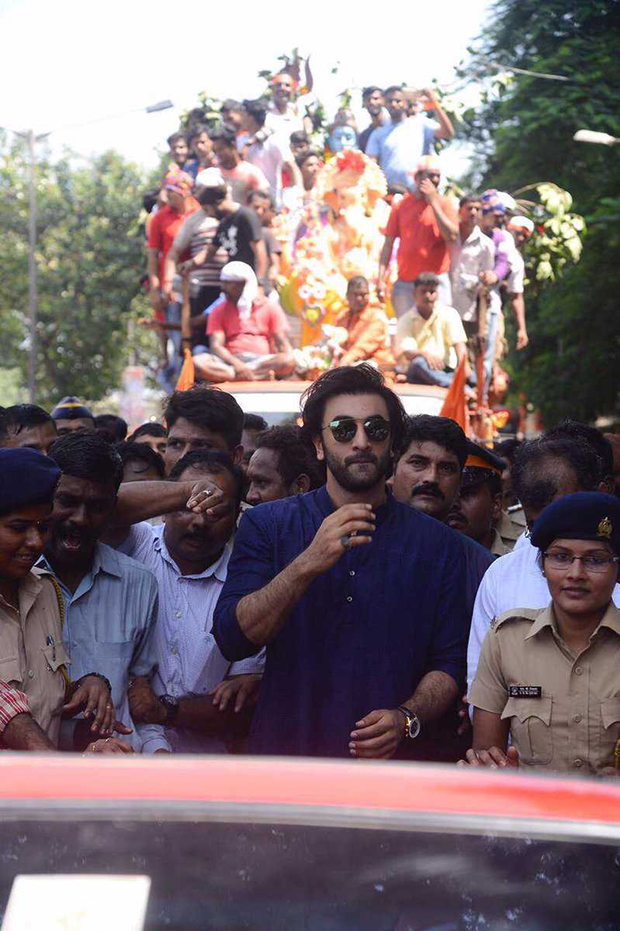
[463, 492, 620, 776]
[0, 447, 126, 751]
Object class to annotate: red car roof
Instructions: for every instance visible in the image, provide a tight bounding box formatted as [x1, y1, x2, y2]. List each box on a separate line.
[1, 756, 618, 828]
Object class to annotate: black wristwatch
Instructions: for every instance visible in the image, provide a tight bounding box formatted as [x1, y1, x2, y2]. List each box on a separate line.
[397, 705, 421, 740]
[159, 694, 179, 725]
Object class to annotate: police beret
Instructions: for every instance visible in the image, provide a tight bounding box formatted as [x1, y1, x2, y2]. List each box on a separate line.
[530, 491, 620, 556]
[461, 440, 506, 488]
[50, 396, 93, 421]
[0, 448, 61, 513]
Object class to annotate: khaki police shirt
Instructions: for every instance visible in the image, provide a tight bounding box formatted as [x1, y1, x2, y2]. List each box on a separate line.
[468, 602, 620, 775]
[490, 528, 510, 558]
[0, 568, 70, 745]
[498, 507, 526, 551]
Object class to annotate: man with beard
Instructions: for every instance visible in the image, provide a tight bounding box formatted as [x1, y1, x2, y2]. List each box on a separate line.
[41, 434, 169, 753]
[214, 364, 468, 759]
[125, 451, 264, 752]
[358, 87, 387, 154]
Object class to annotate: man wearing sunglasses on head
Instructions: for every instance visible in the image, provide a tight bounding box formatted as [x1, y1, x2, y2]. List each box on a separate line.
[214, 364, 468, 759]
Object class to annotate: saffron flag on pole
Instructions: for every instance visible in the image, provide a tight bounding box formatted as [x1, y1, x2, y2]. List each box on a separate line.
[439, 355, 468, 432]
[175, 276, 195, 390]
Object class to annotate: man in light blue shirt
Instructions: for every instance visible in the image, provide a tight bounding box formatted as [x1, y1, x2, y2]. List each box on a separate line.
[43, 433, 169, 753]
[122, 451, 264, 753]
[366, 86, 454, 190]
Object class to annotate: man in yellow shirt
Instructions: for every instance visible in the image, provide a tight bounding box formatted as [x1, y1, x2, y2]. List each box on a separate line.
[395, 272, 468, 387]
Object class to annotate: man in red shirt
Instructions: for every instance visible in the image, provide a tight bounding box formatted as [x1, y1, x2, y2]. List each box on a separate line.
[146, 172, 199, 363]
[194, 262, 294, 382]
[378, 156, 458, 317]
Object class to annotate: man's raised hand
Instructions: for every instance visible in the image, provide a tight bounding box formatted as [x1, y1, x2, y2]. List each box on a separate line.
[297, 504, 375, 577]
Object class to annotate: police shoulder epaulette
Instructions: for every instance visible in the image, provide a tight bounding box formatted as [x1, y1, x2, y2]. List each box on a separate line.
[490, 607, 540, 631]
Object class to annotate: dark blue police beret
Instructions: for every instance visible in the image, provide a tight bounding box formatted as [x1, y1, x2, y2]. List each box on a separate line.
[530, 491, 620, 556]
[51, 396, 93, 421]
[0, 448, 61, 514]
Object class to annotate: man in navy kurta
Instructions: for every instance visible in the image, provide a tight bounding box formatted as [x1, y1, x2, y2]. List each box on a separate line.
[213, 365, 468, 758]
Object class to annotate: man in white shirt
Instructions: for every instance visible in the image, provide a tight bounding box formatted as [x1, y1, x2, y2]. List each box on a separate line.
[240, 99, 299, 209]
[467, 434, 618, 694]
[126, 450, 264, 752]
[450, 195, 495, 325]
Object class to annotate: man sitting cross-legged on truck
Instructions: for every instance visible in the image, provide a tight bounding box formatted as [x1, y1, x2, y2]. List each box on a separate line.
[193, 261, 295, 382]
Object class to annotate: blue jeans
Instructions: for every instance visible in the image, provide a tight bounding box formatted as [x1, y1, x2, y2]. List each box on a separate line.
[407, 357, 456, 388]
[391, 274, 453, 318]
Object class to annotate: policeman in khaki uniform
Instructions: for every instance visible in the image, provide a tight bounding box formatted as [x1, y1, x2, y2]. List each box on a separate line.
[463, 492, 620, 776]
[446, 442, 509, 557]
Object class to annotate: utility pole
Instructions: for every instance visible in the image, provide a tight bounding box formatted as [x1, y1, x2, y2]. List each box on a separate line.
[4, 99, 174, 405]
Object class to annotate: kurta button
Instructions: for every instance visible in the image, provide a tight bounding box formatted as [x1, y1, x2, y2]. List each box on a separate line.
[573, 759, 583, 768]
[573, 714, 582, 724]
[349, 570, 355, 577]
[175, 611, 181, 618]
[346, 596, 353, 603]
[574, 666, 583, 675]
[28, 670, 35, 679]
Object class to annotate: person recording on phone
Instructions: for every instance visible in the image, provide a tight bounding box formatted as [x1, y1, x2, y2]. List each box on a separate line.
[213, 365, 468, 759]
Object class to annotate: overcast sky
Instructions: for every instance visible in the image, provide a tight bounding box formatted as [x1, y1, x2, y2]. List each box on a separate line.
[0, 0, 492, 175]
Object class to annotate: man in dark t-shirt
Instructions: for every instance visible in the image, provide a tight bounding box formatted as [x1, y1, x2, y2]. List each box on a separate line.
[181, 168, 268, 288]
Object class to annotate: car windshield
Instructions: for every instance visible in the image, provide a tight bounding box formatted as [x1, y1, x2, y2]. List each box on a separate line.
[2, 809, 619, 929]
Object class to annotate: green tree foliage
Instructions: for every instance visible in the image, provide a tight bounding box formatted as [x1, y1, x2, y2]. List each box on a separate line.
[458, 0, 620, 425]
[0, 136, 157, 408]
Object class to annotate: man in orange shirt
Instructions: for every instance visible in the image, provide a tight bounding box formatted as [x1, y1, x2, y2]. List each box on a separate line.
[194, 262, 294, 382]
[332, 277, 394, 370]
[146, 172, 199, 364]
[378, 156, 457, 317]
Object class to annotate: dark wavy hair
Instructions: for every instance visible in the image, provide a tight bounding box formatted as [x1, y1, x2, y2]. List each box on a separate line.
[256, 425, 325, 490]
[300, 364, 408, 453]
[49, 433, 124, 491]
[395, 414, 468, 468]
[163, 386, 244, 451]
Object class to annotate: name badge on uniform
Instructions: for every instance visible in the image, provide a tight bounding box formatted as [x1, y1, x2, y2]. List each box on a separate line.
[509, 686, 542, 698]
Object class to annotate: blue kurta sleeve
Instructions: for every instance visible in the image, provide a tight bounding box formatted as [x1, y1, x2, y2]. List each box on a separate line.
[213, 507, 276, 661]
[425, 540, 468, 688]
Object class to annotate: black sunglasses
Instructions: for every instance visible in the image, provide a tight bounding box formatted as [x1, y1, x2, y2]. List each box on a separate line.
[322, 416, 391, 444]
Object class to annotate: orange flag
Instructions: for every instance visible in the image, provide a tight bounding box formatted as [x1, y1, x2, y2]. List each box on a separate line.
[439, 355, 468, 432]
[175, 348, 195, 391]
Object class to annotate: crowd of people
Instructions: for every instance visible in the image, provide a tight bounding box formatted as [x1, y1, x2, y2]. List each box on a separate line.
[142, 73, 531, 400]
[1, 373, 620, 778]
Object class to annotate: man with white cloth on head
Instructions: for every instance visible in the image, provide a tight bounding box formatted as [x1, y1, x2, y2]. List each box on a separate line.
[193, 261, 295, 383]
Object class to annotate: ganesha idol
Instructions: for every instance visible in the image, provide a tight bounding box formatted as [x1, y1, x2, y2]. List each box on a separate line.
[280, 148, 390, 346]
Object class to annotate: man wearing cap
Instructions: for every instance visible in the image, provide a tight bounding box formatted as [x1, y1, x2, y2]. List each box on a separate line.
[50, 398, 95, 437]
[193, 262, 294, 383]
[467, 434, 620, 698]
[146, 171, 199, 364]
[464, 492, 620, 776]
[505, 215, 532, 351]
[0, 448, 131, 753]
[447, 442, 509, 557]
[378, 157, 458, 313]
[366, 86, 454, 191]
